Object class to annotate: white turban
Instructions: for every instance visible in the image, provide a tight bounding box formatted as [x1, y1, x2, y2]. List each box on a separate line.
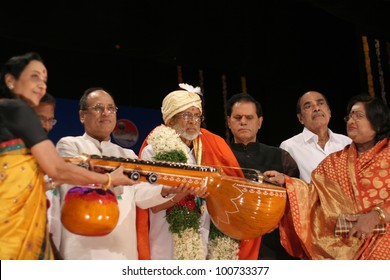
[161, 84, 202, 123]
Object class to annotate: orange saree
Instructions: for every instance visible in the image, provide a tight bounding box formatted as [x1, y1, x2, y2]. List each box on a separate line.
[279, 138, 390, 259]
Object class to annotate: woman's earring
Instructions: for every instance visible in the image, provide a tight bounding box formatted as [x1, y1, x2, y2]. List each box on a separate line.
[8, 84, 14, 90]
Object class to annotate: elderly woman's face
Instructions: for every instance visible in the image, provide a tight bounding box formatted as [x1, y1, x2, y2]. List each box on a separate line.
[170, 106, 202, 141]
[346, 102, 376, 144]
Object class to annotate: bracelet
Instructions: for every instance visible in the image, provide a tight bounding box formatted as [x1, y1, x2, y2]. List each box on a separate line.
[102, 173, 112, 191]
[44, 175, 56, 190]
[48, 178, 56, 190]
[373, 206, 386, 224]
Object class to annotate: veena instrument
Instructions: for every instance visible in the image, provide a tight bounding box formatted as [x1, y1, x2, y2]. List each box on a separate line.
[62, 154, 287, 240]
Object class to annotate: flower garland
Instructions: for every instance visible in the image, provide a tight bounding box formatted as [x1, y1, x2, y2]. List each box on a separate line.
[207, 222, 239, 260]
[147, 124, 239, 260]
[146, 124, 189, 163]
[166, 195, 205, 259]
[147, 125, 205, 260]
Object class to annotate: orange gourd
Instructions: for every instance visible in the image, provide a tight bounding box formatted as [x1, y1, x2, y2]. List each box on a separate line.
[61, 186, 119, 236]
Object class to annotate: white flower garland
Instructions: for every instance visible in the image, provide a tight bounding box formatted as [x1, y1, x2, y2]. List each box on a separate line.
[173, 228, 206, 260]
[147, 125, 189, 163]
[207, 236, 239, 260]
[147, 124, 239, 260]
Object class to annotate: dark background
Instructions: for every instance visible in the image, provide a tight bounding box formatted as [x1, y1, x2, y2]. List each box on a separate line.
[1, 0, 389, 152]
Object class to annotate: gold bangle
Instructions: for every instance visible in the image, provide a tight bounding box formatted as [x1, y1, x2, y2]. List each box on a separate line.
[373, 206, 386, 224]
[44, 176, 56, 190]
[102, 173, 112, 191]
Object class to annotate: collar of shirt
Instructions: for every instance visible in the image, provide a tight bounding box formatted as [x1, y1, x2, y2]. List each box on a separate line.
[83, 132, 111, 146]
[302, 127, 333, 144]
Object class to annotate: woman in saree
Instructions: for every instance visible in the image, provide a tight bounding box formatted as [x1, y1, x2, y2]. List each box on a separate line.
[265, 94, 390, 259]
[0, 52, 136, 260]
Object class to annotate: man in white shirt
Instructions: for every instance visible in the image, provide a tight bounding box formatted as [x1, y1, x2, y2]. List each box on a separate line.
[280, 91, 351, 182]
[49, 87, 193, 259]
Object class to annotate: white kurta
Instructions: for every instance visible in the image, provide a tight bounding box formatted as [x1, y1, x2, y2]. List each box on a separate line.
[48, 133, 171, 260]
[279, 127, 351, 182]
[140, 144, 210, 260]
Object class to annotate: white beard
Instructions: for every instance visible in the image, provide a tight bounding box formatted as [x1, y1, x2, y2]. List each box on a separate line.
[172, 123, 200, 141]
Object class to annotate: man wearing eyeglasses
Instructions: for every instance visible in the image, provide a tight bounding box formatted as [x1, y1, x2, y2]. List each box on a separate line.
[279, 91, 351, 183]
[33, 92, 57, 133]
[139, 83, 260, 260]
[48, 87, 195, 260]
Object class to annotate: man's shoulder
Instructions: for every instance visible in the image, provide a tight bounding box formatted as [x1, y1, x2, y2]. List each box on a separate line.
[280, 132, 303, 145]
[200, 128, 226, 141]
[200, 128, 218, 136]
[331, 131, 351, 140]
[329, 131, 352, 145]
[57, 135, 84, 144]
[257, 142, 284, 152]
[110, 142, 137, 154]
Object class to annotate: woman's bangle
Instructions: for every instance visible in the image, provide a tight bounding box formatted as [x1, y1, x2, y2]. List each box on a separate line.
[373, 206, 386, 224]
[102, 172, 112, 190]
[44, 175, 56, 190]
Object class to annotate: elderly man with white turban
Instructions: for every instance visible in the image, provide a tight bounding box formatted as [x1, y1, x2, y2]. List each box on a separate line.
[139, 84, 260, 260]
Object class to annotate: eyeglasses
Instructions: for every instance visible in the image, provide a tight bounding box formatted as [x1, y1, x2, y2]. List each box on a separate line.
[344, 112, 366, 122]
[85, 103, 118, 114]
[175, 112, 204, 122]
[39, 117, 57, 126]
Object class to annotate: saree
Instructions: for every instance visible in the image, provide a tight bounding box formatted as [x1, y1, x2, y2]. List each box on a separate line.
[0, 139, 54, 260]
[279, 138, 390, 259]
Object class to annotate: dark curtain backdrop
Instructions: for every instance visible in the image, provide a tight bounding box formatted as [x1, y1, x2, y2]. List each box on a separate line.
[1, 1, 388, 152]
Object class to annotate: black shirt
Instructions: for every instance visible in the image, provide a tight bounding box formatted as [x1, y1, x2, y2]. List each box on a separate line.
[230, 141, 300, 260]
